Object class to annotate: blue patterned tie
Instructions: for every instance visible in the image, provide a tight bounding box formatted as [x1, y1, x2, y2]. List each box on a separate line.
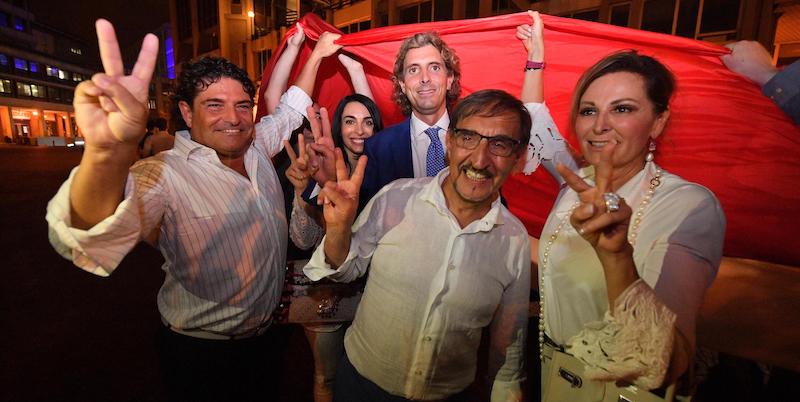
[425, 126, 445, 177]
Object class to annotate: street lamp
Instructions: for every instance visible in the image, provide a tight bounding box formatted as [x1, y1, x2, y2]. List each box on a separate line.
[247, 10, 255, 39]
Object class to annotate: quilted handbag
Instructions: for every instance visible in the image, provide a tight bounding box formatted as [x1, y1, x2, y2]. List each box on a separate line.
[542, 343, 687, 402]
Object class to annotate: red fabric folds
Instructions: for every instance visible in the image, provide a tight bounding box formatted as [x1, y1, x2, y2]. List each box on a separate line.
[256, 13, 800, 266]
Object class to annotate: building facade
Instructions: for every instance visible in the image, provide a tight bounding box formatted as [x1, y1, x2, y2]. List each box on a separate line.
[167, 0, 797, 101]
[0, 0, 94, 144]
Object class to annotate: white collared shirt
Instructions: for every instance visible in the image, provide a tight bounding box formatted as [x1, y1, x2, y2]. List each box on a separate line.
[46, 86, 311, 336]
[305, 171, 530, 401]
[410, 111, 450, 178]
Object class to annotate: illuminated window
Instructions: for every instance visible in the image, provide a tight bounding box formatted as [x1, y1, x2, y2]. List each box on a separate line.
[0, 54, 8, 66]
[70, 47, 82, 55]
[29, 61, 38, 73]
[58, 70, 69, 80]
[148, 99, 157, 110]
[14, 58, 27, 71]
[47, 66, 59, 77]
[13, 16, 24, 31]
[16, 82, 31, 96]
[72, 73, 82, 82]
[165, 35, 175, 79]
[31, 84, 45, 98]
[0, 79, 12, 94]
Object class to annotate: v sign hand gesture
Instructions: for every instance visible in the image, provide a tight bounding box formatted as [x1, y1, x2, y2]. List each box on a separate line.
[320, 149, 367, 268]
[284, 135, 314, 195]
[556, 144, 640, 305]
[306, 107, 337, 187]
[69, 20, 159, 230]
[557, 143, 633, 254]
[75, 19, 159, 151]
[320, 149, 367, 229]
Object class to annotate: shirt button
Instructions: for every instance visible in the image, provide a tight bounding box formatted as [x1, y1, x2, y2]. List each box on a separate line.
[448, 264, 455, 271]
[424, 336, 432, 342]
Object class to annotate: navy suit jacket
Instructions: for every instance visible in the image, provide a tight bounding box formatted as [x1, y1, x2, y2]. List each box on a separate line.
[360, 118, 413, 210]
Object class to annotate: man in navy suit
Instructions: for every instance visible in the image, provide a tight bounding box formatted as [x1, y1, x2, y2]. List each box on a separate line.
[360, 32, 462, 207]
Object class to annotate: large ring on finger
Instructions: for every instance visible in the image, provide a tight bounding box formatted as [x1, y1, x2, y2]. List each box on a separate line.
[603, 192, 622, 213]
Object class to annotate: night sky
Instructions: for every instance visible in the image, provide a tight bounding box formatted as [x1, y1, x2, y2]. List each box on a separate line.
[28, 0, 170, 61]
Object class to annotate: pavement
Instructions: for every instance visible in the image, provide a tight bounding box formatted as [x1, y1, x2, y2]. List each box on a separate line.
[1, 145, 795, 402]
[0, 145, 313, 402]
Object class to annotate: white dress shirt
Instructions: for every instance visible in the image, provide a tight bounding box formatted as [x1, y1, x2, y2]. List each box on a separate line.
[409, 112, 450, 178]
[46, 86, 311, 336]
[305, 171, 530, 401]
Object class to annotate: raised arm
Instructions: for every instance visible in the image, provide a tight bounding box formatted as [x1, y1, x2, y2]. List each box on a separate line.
[70, 19, 158, 229]
[294, 31, 342, 97]
[265, 24, 305, 115]
[338, 54, 374, 100]
[284, 132, 324, 249]
[516, 10, 544, 103]
[516, 11, 577, 179]
[721, 40, 777, 86]
[722, 40, 800, 124]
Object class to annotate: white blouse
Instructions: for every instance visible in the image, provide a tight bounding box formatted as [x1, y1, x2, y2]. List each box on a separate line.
[540, 162, 726, 388]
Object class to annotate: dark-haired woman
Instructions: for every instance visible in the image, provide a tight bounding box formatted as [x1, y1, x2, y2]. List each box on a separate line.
[267, 25, 381, 402]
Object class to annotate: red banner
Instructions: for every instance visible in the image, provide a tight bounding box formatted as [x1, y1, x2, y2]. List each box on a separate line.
[256, 13, 800, 266]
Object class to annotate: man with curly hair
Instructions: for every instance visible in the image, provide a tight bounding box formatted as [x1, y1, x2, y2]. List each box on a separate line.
[45, 20, 340, 401]
[359, 32, 461, 206]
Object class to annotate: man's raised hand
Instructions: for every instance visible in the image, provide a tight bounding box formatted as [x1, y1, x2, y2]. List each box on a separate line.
[74, 19, 158, 151]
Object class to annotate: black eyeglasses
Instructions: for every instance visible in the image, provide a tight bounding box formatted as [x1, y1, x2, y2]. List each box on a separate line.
[451, 128, 522, 157]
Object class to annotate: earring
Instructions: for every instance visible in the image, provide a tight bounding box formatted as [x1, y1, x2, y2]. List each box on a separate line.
[646, 141, 656, 162]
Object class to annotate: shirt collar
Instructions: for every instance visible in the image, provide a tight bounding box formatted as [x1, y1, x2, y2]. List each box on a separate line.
[419, 169, 504, 232]
[174, 130, 208, 160]
[410, 111, 450, 139]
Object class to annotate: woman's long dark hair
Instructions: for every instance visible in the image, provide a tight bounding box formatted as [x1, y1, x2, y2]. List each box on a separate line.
[331, 94, 384, 171]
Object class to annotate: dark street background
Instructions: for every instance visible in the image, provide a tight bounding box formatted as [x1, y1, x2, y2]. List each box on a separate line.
[0, 145, 314, 402]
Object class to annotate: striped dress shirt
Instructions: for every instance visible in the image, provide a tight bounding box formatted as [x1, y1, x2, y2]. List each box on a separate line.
[46, 86, 311, 336]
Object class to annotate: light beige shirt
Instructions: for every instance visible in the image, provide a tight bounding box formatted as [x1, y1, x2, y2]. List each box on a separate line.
[305, 171, 529, 401]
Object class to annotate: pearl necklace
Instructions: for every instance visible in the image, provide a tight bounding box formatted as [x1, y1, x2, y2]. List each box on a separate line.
[538, 166, 663, 359]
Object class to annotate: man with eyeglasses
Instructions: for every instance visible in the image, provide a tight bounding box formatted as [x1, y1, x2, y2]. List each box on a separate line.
[305, 89, 532, 402]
